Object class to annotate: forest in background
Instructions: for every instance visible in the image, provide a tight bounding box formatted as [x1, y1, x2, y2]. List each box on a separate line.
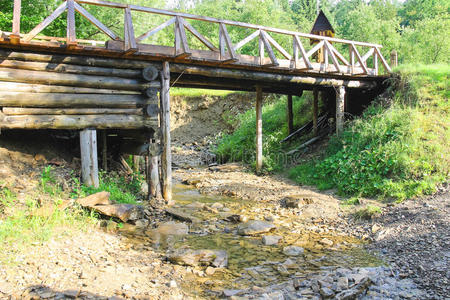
[0, 0, 448, 64]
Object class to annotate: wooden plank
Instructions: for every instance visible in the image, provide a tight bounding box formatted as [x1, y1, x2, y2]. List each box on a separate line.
[74, 2, 118, 40]
[357, 48, 375, 66]
[255, 86, 263, 174]
[2, 107, 143, 115]
[324, 41, 341, 73]
[336, 86, 345, 135]
[0, 82, 140, 94]
[373, 50, 378, 75]
[67, 0, 76, 46]
[219, 23, 237, 62]
[182, 19, 218, 51]
[374, 47, 392, 73]
[349, 46, 355, 74]
[175, 16, 191, 58]
[234, 30, 260, 51]
[0, 114, 156, 129]
[0, 92, 148, 108]
[12, 0, 21, 37]
[124, 6, 137, 53]
[80, 129, 99, 188]
[305, 40, 324, 59]
[287, 94, 293, 135]
[351, 43, 368, 74]
[0, 68, 152, 91]
[260, 31, 278, 66]
[264, 32, 292, 60]
[259, 34, 265, 65]
[293, 35, 313, 69]
[136, 17, 176, 42]
[326, 42, 349, 66]
[160, 61, 172, 204]
[23, 2, 67, 42]
[313, 88, 318, 135]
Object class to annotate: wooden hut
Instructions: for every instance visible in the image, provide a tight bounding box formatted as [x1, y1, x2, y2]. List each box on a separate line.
[310, 10, 335, 63]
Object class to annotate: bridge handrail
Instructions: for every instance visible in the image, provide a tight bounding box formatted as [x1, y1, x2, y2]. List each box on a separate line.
[5, 0, 392, 75]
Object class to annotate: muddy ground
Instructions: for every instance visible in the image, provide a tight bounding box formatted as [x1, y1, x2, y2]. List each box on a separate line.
[0, 93, 448, 299]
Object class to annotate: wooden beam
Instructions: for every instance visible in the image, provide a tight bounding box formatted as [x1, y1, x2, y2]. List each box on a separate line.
[124, 6, 137, 54]
[374, 47, 392, 73]
[260, 31, 278, 66]
[148, 142, 161, 200]
[313, 88, 319, 135]
[305, 40, 324, 59]
[219, 23, 237, 62]
[234, 30, 260, 52]
[336, 86, 345, 135]
[160, 62, 172, 204]
[2, 107, 143, 115]
[67, 0, 76, 47]
[351, 43, 369, 74]
[0, 114, 156, 130]
[327, 42, 349, 66]
[182, 18, 218, 51]
[324, 41, 341, 73]
[174, 16, 191, 58]
[264, 32, 292, 60]
[136, 17, 176, 42]
[0, 82, 140, 95]
[287, 94, 293, 135]
[293, 35, 313, 69]
[255, 86, 263, 174]
[74, 2, 118, 40]
[23, 2, 67, 42]
[11, 0, 22, 43]
[80, 129, 99, 188]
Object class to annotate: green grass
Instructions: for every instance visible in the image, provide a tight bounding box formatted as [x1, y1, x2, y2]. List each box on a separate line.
[353, 205, 382, 220]
[70, 171, 143, 204]
[215, 94, 314, 171]
[171, 87, 236, 97]
[289, 64, 449, 201]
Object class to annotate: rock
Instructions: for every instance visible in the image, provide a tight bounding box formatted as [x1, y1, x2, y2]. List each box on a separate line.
[336, 277, 372, 300]
[283, 246, 304, 256]
[320, 238, 334, 246]
[167, 249, 228, 268]
[205, 266, 216, 275]
[134, 219, 149, 228]
[237, 220, 276, 236]
[76, 191, 111, 207]
[166, 208, 201, 223]
[264, 215, 275, 222]
[169, 280, 177, 288]
[320, 287, 335, 298]
[211, 202, 224, 210]
[262, 235, 282, 246]
[209, 163, 241, 172]
[155, 222, 189, 235]
[94, 204, 144, 222]
[336, 276, 349, 290]
[223, 289, 242, 297]
[282, 195, 314, 208]
[225, 214, 248, 223]
[371, 224, 381, 234]
[185, 202, 205, 209]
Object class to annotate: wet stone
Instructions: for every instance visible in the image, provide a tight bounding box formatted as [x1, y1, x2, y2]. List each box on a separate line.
[167, 249, 228, 268]
[262, 235, 282, 246]
[283, 246, 305, 256]
[155, 221, 188, 235]
[237, 220, 276, 236]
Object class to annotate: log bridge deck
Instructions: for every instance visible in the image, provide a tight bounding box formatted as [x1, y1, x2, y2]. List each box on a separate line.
[0, 0, 392, 203]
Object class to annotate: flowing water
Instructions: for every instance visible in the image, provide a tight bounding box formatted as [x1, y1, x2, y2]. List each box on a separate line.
[121, 183, 383, 298]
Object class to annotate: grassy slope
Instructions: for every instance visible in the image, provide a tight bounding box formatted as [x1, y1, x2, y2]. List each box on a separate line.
[216, 65, 449, 200]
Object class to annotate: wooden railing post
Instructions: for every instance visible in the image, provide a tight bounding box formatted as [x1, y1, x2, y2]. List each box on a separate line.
[80, 128, 99, 188]
[160, 61, 173, 204]
[390, 50, 398, 68]
[336, 86, 345, 136]
[11, 0, 21, 44]
[67, 0, 76, 47]
[255, 86, 263, 174]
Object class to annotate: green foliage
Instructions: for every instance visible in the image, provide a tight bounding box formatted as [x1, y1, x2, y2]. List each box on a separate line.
[40, 166, 62, 196]
[215, 95, 312, 171]
[289, 65, 449, 201]
[0, 186, 16, 213]
[71, 172, 143, 204]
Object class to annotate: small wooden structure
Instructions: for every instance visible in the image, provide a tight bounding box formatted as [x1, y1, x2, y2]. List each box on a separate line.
[0, 0, 391, 204]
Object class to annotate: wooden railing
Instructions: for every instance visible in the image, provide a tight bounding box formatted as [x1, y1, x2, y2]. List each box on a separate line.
[5, 0, 391, 76]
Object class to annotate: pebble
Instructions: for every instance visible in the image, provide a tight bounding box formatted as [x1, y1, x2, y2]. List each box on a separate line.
[282, 246, 304, 256]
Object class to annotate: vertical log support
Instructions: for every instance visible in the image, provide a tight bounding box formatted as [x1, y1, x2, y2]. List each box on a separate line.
[148, 142, 161, 200]
[255, 86, 263, 174]
[313, 88, 319, 135]
[390, 50, 398, 68]
[80, 129, 99, 188]
[161, 62, 172, 204]
[102, 130, 107, 172]
[11, 0, 21, 44]
[287, 94, 294, 135]
[336, 86, 345, 136]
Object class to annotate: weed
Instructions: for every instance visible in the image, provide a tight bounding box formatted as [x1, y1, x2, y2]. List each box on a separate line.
[40, 166, 62, 196]
[353, 205, 382, 220]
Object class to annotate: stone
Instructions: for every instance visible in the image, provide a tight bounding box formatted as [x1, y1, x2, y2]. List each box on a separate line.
[237, 220, 276, 236]
[165, 208, 201, 223]
[336, 276, 349, 290]
[320, 238, 334, 246]
[211, 202, 224, 210]
[205, 266, 216, 275]
[76, 191, 111, 207]
[134, 219, 149, 228]
[371, 224, 381, 234]
[336, 277, 372, 300]
[185, 202, 206, 209]
[94, 204, 144, 222]
[167, 249, 228, 268]
[155, 222, 189, 235]
[283, 246, 305, 256]
[169, 280, 177, 288]
[320, 287, 335, 298]
[225, 214, 248, 223]
[262, 235, 282, 246]
[282, 195, 314, 208]
[223, 289, 242, 297]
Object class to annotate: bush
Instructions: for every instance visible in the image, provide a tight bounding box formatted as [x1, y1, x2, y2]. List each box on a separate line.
[289, 64, 449, 201]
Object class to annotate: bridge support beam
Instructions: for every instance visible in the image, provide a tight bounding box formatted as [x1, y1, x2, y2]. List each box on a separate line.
[287, 94, 294, 135]
[161, 61, 173, 204]
[80, 128, 99, 188]
[336, 86, 345, 135]
[256, 86, 263, 174]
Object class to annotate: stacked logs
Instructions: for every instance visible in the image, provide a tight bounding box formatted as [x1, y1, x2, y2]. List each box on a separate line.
[0, 49, 161, 130]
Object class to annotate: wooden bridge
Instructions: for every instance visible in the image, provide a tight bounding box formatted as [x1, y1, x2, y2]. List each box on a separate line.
[0, 0, 392, 203]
